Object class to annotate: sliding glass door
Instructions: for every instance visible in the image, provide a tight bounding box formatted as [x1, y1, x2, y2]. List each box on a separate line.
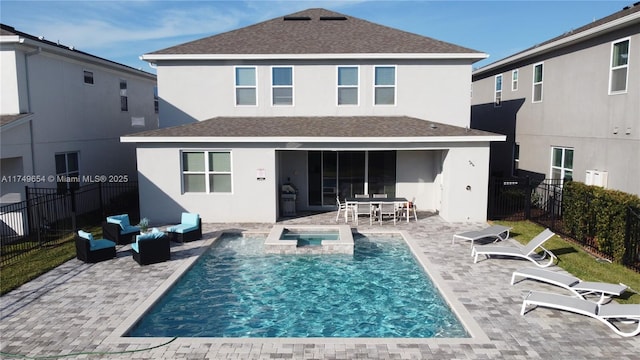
[308, 151, 395, 206]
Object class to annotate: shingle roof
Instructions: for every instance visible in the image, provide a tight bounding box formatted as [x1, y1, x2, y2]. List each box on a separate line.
[125, 116, 497, 139]
[150, 8, 482, 56]
[0, 113, 32, 128]
[474, 3, 640, 74]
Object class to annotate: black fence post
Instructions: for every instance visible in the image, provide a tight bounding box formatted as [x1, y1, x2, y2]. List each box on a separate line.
[524, 176, 531, 220]
[70, 187, 77, 231]
[98, 182, 104, 219]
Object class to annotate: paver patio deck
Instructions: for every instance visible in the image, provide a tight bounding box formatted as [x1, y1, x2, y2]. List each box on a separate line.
[1, 211, 638, 359]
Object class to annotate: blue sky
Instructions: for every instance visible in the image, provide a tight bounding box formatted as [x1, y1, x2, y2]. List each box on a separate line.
[0, 0, 631, 72]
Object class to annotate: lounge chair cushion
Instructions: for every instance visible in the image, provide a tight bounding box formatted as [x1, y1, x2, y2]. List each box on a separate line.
[181, 212, 199, 226]
[106, 214, 130, 230]
[167, 223, 198, 234]
[91, 239, 116, 251]
[132, 230, 166, 253]
[77, 230, 94, 241]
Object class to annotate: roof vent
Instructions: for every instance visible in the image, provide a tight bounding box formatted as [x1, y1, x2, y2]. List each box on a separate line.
[320, 16, 347, 21]
[284, 16, 312, 21]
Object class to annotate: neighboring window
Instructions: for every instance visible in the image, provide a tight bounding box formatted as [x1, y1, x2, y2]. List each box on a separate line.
[494, 74, 502, 107]
[235, 67, 256, 106]
[272, 67, 293, 105]
[83, 70, 94, 85]
[182, 151, 232, 193]
[550, 147, 573, 181]
[374, 66, 396, 105]
[532, 63, 543, 102]
[55, 152, 80, 192]
[120, 80, 128, 111]
[513, 143, 520, 176]
[610, 38, 629, 93]
[154, 86, 159, 113]
[512, 69, 519, 91]
[337, 66, 358, 105]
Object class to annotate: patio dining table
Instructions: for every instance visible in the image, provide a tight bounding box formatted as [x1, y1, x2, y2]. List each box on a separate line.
[344, 197, 411, 224]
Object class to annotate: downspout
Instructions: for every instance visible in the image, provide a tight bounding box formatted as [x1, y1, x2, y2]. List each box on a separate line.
[24, 46, 41, 188]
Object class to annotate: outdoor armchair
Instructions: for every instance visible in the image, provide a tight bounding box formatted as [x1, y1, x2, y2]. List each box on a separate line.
[75, 230, 116, 263]
[132, 228, 170, 265]
[102, 214, 140, 245]
[167, 212, 202, 243]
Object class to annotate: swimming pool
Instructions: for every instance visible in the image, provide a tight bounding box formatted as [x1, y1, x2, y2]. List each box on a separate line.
[127, 233, 468, 338]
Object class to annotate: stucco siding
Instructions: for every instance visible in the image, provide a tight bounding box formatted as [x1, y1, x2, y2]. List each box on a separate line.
[156, 59, 473, 128]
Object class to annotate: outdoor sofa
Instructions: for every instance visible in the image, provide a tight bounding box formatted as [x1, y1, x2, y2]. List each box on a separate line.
[75, 230, 116, 263]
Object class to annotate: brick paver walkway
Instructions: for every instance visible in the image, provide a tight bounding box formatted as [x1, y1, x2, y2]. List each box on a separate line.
[1, 212, 638, 359]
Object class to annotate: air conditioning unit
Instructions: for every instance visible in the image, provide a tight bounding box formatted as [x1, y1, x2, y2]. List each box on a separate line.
[585, 170, 608, 187]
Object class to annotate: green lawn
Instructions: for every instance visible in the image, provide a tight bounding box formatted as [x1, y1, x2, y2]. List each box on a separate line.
[494, 220, 640, 304]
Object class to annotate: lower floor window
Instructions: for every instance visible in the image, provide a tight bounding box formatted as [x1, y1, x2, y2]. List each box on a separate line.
[550, 146, 573, 181]
[182, 151, 232, 193]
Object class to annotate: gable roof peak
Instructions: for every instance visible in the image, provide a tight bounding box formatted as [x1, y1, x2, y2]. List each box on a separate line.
[146, 7, 484, 58]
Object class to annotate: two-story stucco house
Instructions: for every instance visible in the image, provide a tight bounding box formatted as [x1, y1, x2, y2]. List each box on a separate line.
[124, 8, 504, 224]
[471, 4, 639, 196]
[0, 24, 158, 204]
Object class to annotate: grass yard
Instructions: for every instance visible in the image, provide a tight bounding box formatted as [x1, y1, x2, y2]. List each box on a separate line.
[494, 220, 640, 304]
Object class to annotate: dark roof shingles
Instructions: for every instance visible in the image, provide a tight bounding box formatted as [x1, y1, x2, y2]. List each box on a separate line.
[128, 116, 495, 139]
[151, 8, 481, 55]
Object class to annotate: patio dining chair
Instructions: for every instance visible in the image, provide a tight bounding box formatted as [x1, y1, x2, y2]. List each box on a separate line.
[354, 202, 374, 225]
[335, 196, 353, 222]
[376, 202, 397, 225]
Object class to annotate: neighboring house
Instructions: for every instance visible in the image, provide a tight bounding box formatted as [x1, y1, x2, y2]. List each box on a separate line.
[124, 8, 504, 224]
[471, 4, 640, 195]
[0, 24, 158, 204]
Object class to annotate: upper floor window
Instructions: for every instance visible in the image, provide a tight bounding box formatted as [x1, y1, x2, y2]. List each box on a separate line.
[272, 67, 293, 105]
[512, 69, 519, 91]
[494, 74, 502, 107]
[55, 152, 79, 192]
[550, 146, 573, 181]
[532, 62, 543, 102]
[120, 80, 128, 111]
[337, 66, 359, 105]
[83, 70, 94, 85]
[235, 67, 256, 106]
[610, 38, 629, 94]
[182, 151, 232, 193]
[374, 66, 396, 105]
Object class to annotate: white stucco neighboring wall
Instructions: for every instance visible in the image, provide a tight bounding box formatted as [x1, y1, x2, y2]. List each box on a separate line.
[157, 60, 472, 128]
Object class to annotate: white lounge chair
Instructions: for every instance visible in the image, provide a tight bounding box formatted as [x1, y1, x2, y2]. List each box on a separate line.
[472, 228, 556, 267]
[512, 267, 628, 304]
[521, 291, 640, 337]
[452, 225, 512, 254]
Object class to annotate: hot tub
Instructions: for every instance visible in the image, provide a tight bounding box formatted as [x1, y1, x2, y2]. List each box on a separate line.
[264, 225, 354, 254]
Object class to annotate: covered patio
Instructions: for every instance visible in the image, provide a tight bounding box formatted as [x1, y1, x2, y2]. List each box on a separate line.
[1, 212, 638, 359]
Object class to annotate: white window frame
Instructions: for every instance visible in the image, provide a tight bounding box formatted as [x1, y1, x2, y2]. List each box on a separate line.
[494, 74, 503, 107]
[271, 66, 293, 106]
[181, 150, 233, 194]
[373, 65, 396, 106]
[532, 62, 543, 103]
[337, 66, 359, 106]
[550, 146, 574, 181]
[511, 69, 519, 91]
[83, 70, 94, 85]
[234, 66, 257, 106]
[609, 37, 630, 94]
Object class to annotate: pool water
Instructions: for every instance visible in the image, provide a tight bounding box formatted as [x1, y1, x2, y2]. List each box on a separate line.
[127, 233, 467, 338]
[280, 231, 340, 246]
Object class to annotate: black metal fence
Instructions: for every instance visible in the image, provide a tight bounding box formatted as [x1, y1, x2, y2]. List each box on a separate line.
[0, 182, 139, 266]
[488, 177, 640, 271]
